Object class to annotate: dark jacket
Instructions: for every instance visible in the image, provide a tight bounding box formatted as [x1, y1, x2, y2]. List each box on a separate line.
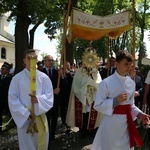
[41, 67, 62, 105]
[0, 74, 12, 112]
[100, 67, 116, 80]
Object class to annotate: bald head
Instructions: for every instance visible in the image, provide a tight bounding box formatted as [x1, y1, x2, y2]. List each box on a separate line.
[44, 55, 54, 68]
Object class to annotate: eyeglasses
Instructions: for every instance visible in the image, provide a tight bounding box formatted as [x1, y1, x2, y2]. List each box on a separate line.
[45, 59, 54, 62]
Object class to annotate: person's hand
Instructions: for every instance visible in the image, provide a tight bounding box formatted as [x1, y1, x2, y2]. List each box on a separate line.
[29, 93, 38, 103]
[138, 113, 150, 125]
[54, 88, 60, 95]
[59, 68, 66, 78]
[117, 92, 128, 103]
[28, 113, 34, 121]
[59, 68, 63, 75]
[134, 91, 139, 97]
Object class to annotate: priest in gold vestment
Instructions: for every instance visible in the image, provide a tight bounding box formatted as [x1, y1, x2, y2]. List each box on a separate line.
[66, 48, 103, 136]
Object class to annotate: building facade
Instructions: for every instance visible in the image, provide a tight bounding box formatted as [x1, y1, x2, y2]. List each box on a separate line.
[0, 13, 15, 67]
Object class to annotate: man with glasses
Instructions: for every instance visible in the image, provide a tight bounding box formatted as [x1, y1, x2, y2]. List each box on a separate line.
[41, 55, 61, 145]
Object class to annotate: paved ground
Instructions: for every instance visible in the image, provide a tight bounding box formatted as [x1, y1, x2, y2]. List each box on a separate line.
[0, 118, 94, 150]
[0, 118, 150, 150]
[49, 126, 93, 150]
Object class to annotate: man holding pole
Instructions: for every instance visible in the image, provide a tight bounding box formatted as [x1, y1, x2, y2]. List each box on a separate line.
[8, 49, 54, 150]
[41, 55, 62, 142]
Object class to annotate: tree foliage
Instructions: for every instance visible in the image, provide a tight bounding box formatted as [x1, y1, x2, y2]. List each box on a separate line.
[135, 0, 150, 66]
[72, 0, 133, 62]
[71, 0, 150, 66]
[0, 0, 67, 73]
[0, 0, 150, 70]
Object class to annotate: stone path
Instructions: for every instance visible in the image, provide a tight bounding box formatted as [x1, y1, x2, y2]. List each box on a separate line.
[0, 118, 150, 150]
[0, 118, 94, 150]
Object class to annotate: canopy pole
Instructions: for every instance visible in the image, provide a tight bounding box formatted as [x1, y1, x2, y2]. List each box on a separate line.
[57, 0, 72, 88]
[132, 0, 136, 81]
[107, 36, 110, 77]
[132, 0, 136, 68]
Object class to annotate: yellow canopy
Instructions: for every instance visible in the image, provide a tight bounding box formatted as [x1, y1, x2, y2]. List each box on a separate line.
[67, 8, 130, 43]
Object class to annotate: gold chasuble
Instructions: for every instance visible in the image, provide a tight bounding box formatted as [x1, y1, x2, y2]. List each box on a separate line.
[66, 46, 103, 130]
[67, 8, 130, 43]
[27, 54, 47, 150]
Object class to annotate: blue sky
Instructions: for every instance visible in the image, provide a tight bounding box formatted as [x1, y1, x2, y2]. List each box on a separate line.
[9, 21, 58, 61]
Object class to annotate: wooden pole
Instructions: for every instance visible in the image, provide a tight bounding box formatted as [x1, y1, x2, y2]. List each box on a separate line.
[132, 0, 136, 68]
[63, 0, 72, 67]
[132, 0, 136, 81]
[107, 36, 110, 77]
[57, 0, 72, 88]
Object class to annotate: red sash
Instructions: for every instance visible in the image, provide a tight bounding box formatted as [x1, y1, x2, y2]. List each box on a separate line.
[113, 105, 143, 148]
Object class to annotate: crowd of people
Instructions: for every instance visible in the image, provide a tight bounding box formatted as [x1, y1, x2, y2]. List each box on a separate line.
[0, 49, 150, 150]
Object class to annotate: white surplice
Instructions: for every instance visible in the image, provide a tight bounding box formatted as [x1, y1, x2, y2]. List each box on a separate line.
[8, 68, 54, 150]
[91, 71, 142, 150]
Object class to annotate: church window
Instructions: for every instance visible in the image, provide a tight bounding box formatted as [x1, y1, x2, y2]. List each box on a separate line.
[1, 47, 6, 59]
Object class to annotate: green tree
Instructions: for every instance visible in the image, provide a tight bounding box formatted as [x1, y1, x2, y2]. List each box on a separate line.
[40, 52, 48, 60]
[0, 0, 66, 73]
[72, 0, 133, 62]
[135, 0, 150, 66]
[2, 0, 146, 68]
[72, 0, 150, 66]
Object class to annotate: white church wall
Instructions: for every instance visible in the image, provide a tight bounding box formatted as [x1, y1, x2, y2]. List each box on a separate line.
[0, 13, 15, 67]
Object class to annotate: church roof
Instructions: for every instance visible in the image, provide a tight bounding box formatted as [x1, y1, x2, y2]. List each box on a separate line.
[0, 35, 14, 44]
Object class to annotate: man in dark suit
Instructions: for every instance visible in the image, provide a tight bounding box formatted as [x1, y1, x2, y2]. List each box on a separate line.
[100, 57, 116, 80]
[143, 70, 150, 114]
[0, 62, 12, 132]
[129, 65, 144, 109]
[59, 61, 74, 128]
[41, 55, 61, 144]
[134, 68, 144, 109]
